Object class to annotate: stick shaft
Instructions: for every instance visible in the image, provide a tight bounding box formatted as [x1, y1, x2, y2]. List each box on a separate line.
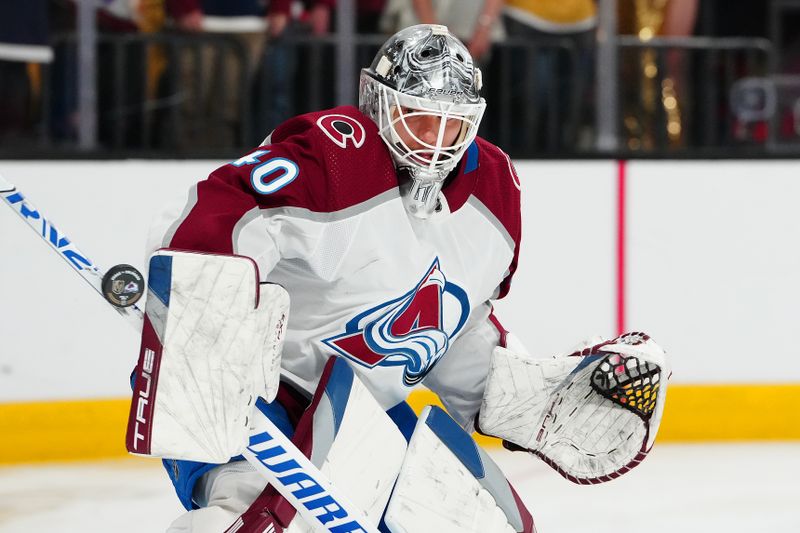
[0, 173, 144, 330]
[244, 411, 379, 532]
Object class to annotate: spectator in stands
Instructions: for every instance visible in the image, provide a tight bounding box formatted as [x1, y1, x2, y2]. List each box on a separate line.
[166, 0, 267, 73]
[500, 0, 597, 153]
[167, 0, 204, 32]
[99, 0, 166, 148]
[259, 1, 318, 134]
[47, 1, 164, 147]
[161, 0, 269, 148]
[0, 0, 50, 146]
[268, 0, 388, 36]
[260, 1, 390, 128]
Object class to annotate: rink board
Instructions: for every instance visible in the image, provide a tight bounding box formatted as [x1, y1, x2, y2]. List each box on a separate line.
[1, 159, 799, 463]
[2, 384, 800, 464]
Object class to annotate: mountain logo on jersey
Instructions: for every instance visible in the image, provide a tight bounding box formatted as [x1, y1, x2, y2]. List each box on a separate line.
[322, 259, 470, 386]
[316, 114, 366, 149]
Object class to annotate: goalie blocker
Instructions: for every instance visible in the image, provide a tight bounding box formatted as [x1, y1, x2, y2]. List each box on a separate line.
[478, 332, 670, 484]
[127, 249, 289, 463]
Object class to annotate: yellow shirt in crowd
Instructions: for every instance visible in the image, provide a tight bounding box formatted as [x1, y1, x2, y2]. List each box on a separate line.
[505, 0, 597, 33]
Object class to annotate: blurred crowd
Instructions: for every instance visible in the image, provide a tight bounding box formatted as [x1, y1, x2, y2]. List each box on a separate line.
[1, 0, 799, 155]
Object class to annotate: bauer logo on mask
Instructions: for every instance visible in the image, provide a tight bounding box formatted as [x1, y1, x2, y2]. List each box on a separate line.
[323, 258, 470, 386]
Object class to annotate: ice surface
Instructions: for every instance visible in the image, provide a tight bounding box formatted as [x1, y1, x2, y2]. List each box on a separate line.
[0, 443, 798, 532]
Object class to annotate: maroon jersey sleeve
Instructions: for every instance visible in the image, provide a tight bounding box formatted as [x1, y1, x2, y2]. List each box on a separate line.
[167, 106, 397, 255]
[472, 139, 523, 299]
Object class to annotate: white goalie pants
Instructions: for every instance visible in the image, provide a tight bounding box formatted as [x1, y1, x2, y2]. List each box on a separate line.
[166, 461, 266, 533]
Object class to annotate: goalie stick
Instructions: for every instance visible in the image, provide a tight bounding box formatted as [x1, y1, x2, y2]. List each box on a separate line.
[0, 172, 144, 330]
[0, 173, 379, 533]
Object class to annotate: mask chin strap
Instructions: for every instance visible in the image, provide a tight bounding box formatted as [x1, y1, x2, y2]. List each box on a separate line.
[399, 167, 447, 219]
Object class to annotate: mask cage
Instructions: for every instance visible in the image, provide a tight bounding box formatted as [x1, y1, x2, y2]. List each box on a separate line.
[375, 83, 486, 177]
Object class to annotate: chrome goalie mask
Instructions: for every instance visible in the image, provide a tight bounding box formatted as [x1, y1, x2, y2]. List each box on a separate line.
[359, 24, 486, 218]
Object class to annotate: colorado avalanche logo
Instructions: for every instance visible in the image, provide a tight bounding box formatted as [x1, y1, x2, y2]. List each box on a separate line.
[322, 259, 470, 386]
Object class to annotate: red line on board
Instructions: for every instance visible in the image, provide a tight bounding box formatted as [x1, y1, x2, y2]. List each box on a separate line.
[616, 159, 626, 335]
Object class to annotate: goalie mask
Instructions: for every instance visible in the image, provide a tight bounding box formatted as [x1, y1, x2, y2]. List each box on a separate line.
[359, 24, 486, 218]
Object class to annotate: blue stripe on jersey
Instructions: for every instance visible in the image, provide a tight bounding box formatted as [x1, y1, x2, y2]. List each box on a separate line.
[464, 141, 479, 174]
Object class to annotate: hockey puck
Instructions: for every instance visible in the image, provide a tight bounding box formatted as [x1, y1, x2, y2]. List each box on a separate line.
[102, 264, 144, 308]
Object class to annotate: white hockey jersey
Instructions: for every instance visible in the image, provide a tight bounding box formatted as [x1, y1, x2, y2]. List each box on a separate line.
[151, 105, 522, 428]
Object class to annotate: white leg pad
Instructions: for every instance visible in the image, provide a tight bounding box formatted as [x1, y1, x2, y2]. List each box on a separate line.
[385, 406, 535, 533]
[230, 358, 407, 532]
[283, 362, 408, 531]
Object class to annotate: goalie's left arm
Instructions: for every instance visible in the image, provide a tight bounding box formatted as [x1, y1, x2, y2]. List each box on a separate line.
[424, 301, 670, 484]
[478, 332, 670, 484]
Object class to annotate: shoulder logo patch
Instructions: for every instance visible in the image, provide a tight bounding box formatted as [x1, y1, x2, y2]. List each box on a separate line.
[316, 114, 366, 149]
